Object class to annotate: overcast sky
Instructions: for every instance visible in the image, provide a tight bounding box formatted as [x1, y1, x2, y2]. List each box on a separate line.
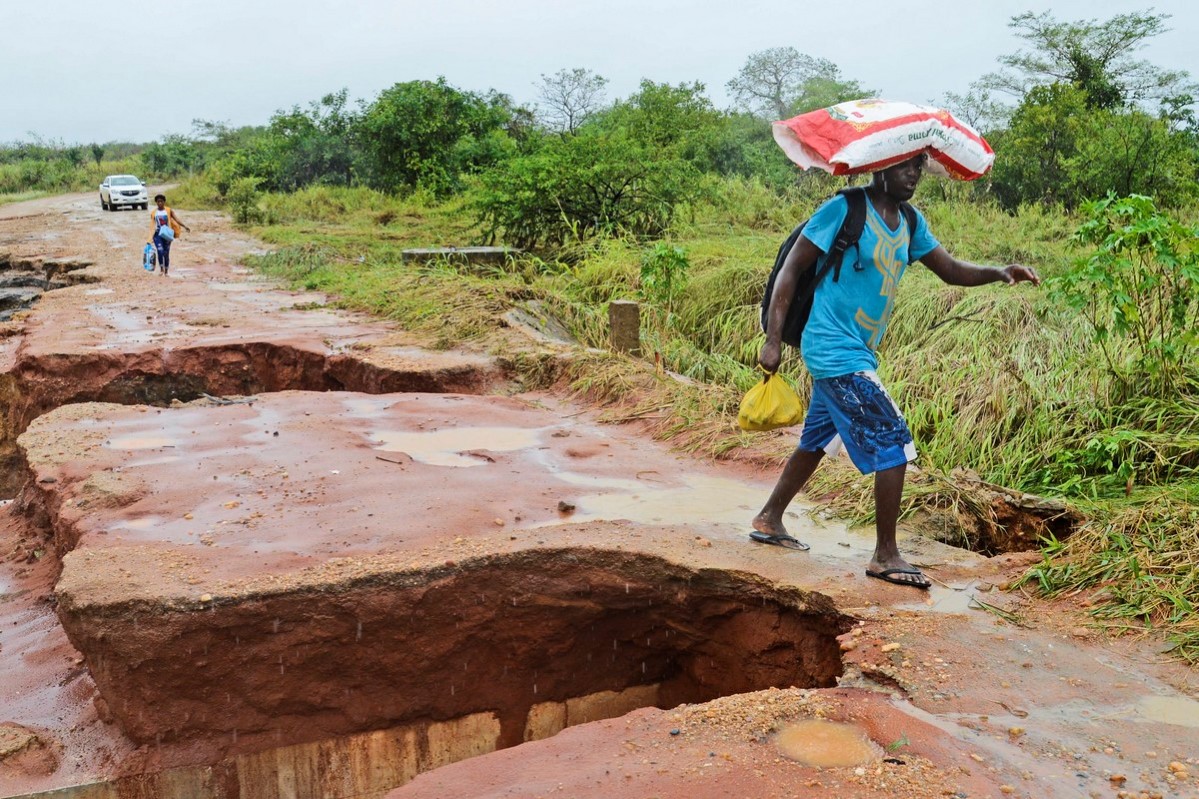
[2, 0, 1195, 144]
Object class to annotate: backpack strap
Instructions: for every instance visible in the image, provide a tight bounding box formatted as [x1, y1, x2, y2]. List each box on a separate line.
[830, 187, 868, 282]
[899, 202, 919, 263]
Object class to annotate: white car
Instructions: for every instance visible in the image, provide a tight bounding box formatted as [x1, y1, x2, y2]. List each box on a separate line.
[100, 175, 149, 211]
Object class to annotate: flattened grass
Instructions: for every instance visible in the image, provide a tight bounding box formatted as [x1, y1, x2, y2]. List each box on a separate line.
[1018, 494, 1199, 663]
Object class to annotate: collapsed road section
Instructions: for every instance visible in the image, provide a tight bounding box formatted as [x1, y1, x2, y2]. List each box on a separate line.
[12, 391, 851, 797]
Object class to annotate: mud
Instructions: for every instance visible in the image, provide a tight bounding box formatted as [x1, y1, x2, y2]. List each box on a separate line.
[0, 196, 503, 498]
[1, 193, 1197, 799]
[61, 547, 848, 750]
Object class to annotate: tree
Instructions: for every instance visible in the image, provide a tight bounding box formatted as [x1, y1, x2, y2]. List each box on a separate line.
[259, 89, 359, 190]
[536, 68, 609, 133]
[598, 80, 722, 154]
[982, 11, 1196, 110]
[62, 146, 85, 168]
[474, 127, 703, 249]
[939, 84, 1011, 133]
[988, 84, 1086, 209]
[727, 48, 870, 119]
[988, 84, 1197, 210]
[704, 112, 798, 189]
[141, 134, 204, 176]
[89, 143, 105, 166]
[1067, 110, 1196, 206]
[356, 78, 515, 196]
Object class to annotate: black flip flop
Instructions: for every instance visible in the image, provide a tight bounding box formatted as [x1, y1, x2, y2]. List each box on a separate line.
[866, 567, 931, 590]
[748, 531, 810, 551]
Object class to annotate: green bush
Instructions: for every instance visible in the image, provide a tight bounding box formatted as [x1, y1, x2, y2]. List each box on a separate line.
[226, 178, 263, 224]
[639, 242, 690, 306]
[1052, 194, 1199, 400]
[355, 78, 518, 196]
[474, 128, 705, 248]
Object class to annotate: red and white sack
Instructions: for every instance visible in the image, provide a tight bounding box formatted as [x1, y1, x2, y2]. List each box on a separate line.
[772, 98, 994, 181]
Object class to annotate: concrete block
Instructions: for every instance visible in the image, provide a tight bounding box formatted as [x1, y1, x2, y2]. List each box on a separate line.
[608, 300, 641, 355]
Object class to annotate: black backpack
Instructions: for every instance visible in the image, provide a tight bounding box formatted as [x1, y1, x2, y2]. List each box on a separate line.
[760, 187, 916, 348]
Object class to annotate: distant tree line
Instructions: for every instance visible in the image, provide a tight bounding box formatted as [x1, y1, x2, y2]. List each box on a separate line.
[4, 10, 1196, 246]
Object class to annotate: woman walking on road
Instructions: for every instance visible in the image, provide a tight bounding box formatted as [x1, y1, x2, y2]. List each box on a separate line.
[149, 194, 190, 276]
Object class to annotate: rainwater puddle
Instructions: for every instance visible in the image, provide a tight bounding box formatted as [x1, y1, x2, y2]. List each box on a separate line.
[373, 427, 542, 468]
[343, 397, 395, 417]
[898, 583, 991, 615]
[90, 306, 149, 331]
[106, 435, 177, 450]
[207, 281, 266, 292]
[533, 472, 867, 556]
[85, 288, 114, 296]
[774, 719, 879, 767]
[561, 474, 765, 526]
[89, 306, 161, 348]
[1136, 695, 1199, 728]
[127, 454, 182, 468]
[117, 517, 161, 531]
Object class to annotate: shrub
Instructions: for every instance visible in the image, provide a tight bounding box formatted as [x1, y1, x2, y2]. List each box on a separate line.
[474, 128, 704, 249]
[639, 242, 690, 306]
[226, 178, 263, 224]
[1051, 193, 1199, 400]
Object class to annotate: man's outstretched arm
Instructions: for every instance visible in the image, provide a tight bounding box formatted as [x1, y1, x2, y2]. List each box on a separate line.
[919, 245, 1041, 287]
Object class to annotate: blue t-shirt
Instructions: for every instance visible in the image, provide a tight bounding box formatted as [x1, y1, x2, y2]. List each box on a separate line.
[798, 194, 939, 379]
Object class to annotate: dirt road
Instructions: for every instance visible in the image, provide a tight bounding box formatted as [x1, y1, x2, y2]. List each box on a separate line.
[0, 192, 1196, 799]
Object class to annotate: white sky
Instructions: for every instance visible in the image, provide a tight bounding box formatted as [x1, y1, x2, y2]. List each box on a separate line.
[2, 0, 1195, 144]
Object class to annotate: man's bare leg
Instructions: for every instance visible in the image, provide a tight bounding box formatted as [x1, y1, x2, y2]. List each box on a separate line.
[867, 463, 930, 588]
[752, 448, 824, 545]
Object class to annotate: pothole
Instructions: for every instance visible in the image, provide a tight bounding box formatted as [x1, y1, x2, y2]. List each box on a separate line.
[54, 548, 850, 795]
[0, 254, 93, 320]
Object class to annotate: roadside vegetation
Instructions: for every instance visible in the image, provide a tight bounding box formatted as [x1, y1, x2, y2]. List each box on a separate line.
[7, 11, 1199, 659]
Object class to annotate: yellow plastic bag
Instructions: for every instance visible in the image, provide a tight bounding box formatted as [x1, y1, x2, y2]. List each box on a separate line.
[737, 371, 804, 431]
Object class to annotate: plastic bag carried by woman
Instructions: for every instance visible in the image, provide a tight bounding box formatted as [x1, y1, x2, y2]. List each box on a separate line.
[737, 371, 804, 431]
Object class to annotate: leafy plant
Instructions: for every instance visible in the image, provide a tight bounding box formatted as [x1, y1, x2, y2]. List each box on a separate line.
[1051, 194, 1199, 400]
[639, 242, 690, 307]
[226, 177, 263, 224]
[473, 128, 703, 249]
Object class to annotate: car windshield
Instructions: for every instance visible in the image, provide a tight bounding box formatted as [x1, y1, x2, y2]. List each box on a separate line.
[110, 176, 141, 186]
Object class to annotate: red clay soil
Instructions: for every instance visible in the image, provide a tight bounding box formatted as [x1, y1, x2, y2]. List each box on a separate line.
[1, 194, 1198, 799]
[394, 688, 1010, 799]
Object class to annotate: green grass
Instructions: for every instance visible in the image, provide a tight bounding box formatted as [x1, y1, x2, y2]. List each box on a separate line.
[0, 190, 48, 206]
[0, 156, 147, 197]
[1017, 491, 1199, 663]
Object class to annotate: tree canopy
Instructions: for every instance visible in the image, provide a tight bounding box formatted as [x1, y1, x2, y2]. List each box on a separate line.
[536, 68, 609, 134]
[726, 47, 870, 120]
[982, 10, 1195, 109]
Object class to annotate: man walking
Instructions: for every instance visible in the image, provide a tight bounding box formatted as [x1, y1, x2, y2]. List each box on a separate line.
[754, 153, 1040, 589]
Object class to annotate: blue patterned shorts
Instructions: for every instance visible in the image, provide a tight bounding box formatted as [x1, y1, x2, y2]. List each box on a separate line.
[798, 370, 916, 474]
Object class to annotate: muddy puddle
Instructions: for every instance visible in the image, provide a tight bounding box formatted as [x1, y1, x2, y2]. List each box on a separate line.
[774, 719, 880, 767]
[530, 468, 875, 557]
[372, 426, 544, 467]
[1134, 695, 1199, 728]
[105, 434, 177, 450]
